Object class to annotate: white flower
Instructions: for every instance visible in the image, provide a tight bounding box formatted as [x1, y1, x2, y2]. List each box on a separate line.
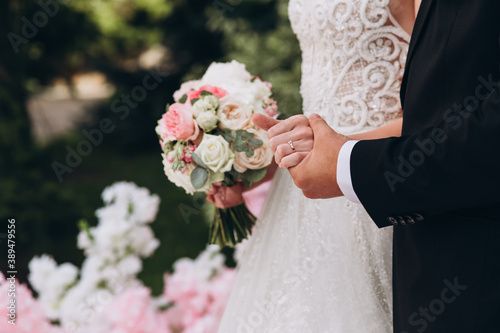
[234, 128, 273, 173]
[28, 255, 57, 292]
[52, 263, 79, 290]
[117, 255, 142, 277]
[195, 134, 235, 173]
[98, 182, 160, 225]
[192, 95, 219, 118]
[77, 230, 92, 251]
[251, 79, 272, 100]
[202, 60, 252, 86]
[129, 226, 160, 257]
[28, 256, 79, 320]
[217, 95, 254, 130]
[196, 110, 219, 131]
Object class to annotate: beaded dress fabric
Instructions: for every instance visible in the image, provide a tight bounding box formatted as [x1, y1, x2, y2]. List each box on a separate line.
[218, 1, 409, 332]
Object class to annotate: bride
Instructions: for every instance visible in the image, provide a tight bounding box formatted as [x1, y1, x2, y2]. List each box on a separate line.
[211, 1, 420, 332]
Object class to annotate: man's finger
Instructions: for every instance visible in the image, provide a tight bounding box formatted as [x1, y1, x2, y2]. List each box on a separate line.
[252, 114, 280, 131]
[308, 114, 332, 148]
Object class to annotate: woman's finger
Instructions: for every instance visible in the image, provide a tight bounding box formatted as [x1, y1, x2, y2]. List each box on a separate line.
[279, 152, 310, 169]
[269, 126, 313, 153]
[274, 139, 313, 165]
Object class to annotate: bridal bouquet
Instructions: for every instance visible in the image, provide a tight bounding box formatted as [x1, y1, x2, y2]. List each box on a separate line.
[156, 60, 278, 247]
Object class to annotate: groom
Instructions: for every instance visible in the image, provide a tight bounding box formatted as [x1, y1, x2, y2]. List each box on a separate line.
[255, 0, 500, 332]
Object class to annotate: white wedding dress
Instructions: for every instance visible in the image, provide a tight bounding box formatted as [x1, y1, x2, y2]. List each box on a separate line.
[218, 1, 410, 332]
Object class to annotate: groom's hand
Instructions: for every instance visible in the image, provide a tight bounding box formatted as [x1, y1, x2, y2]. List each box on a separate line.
[289, 114, 349, 199]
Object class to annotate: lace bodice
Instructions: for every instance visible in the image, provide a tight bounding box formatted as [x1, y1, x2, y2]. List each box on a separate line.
[289, 0, 410, 134]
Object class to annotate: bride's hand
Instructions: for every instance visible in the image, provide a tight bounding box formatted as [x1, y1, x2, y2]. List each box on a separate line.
[206, 183, 245, 209]
[253, 114, 314, 169]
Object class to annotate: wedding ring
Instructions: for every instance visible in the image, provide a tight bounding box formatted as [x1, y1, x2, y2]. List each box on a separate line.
[288, 140, 296, 152]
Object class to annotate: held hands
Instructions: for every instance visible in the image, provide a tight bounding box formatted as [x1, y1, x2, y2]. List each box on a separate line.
[253, 113, 349, 199]
[207, 182, 245, 209]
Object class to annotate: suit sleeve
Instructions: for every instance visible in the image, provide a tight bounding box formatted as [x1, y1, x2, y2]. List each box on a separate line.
[351, 75, 500, 228]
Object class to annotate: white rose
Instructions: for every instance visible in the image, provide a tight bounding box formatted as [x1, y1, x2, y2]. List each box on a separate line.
[192, 95, 219, 117]
[217, 95, 254, 130]
[196, 110, 219, 132]
[234, 128, 273, 173]
[162, 154, 198, 195]
[162, 154, 219, 194]
[202, 60, 252, 86]
[195, 134, 235, 173]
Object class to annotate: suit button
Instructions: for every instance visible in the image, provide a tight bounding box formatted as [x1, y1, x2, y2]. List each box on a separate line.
[387, 217, 398, 225]
[396, 216, 406, 225]
[413, 213, 424, 221]
[405, 215, 415, 224]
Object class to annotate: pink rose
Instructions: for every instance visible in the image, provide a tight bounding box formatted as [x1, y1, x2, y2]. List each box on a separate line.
[159, 103, 200, 141]
[187, 85, 228, 100]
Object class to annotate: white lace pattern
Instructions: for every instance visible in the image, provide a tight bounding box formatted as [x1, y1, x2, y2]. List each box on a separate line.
[218, 1, 409, 332]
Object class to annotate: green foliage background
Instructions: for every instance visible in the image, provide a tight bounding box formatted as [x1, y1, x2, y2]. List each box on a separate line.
[0, 0, 301, 295]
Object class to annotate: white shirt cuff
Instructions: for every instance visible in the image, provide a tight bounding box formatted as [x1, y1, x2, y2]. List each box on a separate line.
[337, 140, 361, 204]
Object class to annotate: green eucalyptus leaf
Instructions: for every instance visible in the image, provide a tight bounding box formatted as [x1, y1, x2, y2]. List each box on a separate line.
[222, 129, 236, 142]
[241, 131, 255, 140]
[242, 179, 252, 188]
[246, 147, 254, 158]
[244, 168, 267, 185]
[233, 138, 248, 152]
[248, 138, 263, 148]
[191, 153, 207, 169]
[200, 90, 213, 97]
[178, 94, 188, 104]
[191, 167, 209, 189]
[191, 98, 200, 105]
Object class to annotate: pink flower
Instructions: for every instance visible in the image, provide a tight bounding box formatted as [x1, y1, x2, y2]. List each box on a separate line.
[158, 103, 200, 142]
[264, 97, 278, 117]
[103, 286, 171, 333]
[163, 264, 236, 333]
[187, 85, 228, 100]
[0, 273, 60, 333]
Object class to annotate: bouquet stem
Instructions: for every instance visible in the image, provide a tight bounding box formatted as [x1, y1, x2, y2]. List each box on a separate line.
[209, 204, 256, 247]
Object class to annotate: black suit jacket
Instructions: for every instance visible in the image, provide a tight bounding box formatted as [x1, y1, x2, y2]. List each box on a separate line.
[350, 0, 500, 332]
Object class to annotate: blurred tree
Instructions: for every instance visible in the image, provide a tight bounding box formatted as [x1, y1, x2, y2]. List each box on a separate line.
[0, 0, 93, 281]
